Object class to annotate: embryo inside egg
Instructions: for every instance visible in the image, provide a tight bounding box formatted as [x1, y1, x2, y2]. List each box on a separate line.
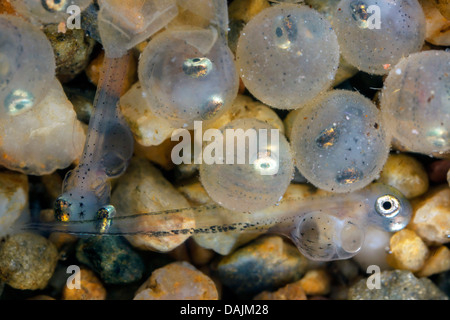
[236, 3, 340, 110]
[291, 90, 390, 193]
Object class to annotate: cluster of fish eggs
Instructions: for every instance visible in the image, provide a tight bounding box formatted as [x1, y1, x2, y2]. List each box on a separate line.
[1, 0, 448, 215]
[198, 0, 446, 210]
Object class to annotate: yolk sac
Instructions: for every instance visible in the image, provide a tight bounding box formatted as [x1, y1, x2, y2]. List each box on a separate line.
[235, 3, 340, 110]
[332, 0, 426, 75]
[290, 90, 390, 193]
[0, 15, 55, 117]
[10, 0, 92, 24]
[381, 50, 450, 156]
[138, 0, 238, 129]
[199, 118, 294, 212]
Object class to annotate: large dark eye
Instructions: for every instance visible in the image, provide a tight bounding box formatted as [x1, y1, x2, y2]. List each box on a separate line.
[41, 0, 67, 13]
[375, 195, 400, 218]
[54, 197, 71, 222]
[95, 205, 116, 233]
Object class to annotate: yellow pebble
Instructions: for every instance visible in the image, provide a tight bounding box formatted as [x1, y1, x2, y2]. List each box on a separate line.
[387, 229, 429, 272]
[409, 185, 450, 245]
[419, 0, 450, 46]
[378, 153, 429, 199]
[229, 0, 271, 23]
[62, 267, 107, 300]
[254, 281, 307, 300]
[298, 269, 331, 296]
[417, 246, 450, 277]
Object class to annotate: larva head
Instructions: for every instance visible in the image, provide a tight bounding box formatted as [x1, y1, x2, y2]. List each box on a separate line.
[53, 194, 116, 234]
[365, 183, 412, 232]
[54, 189, 104, 223]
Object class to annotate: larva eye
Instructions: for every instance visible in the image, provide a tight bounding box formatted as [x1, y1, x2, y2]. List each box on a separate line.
[41, 0, 68, 12]
[375, 195, 400, 218]
[54, 197, 71, 222]
[95, 205, 116, 233]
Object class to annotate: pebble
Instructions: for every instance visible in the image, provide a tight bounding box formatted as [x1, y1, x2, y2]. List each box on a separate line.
[206, 94, 285, 134]
[0, 171, 28, 237]
[134, 139, 178, 171]
[216, 235, 309, 297]
[76, 236, 144, 285]
[134, 261, 218, 300]
[0, 79, 86, 175]
[62, 267, 107, 300]
[298, 269, 331, 296]
[417, 246, 450, 277]
[428, 159, 450, 183]
[386, 229, 429, 272]
[377, 153, 429, 199]
[409, 185, 450, 245]
[64, 87, 95, 125]
[420, 0, 450, 46]
[0, 233, 58, 290]
[0, 0, 16, 14]
[253, 280, 307, 300]
[229, 0, 271, 24]
[348, 270, 448, 300]
[436, 0, 450, 19]
[111, 157, 194, 252]
[187, 239, 216, 267]
[120, 82, 176, 147]
[43, 24, 96, 83]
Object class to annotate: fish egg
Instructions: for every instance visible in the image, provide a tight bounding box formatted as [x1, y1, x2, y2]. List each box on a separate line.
[10, 0, 92, 24]
[332, 0, 426, 75]
[138, 29, 239, 129]
[290, 90, 389, 193]
[235, 4, 340, 110]
[381, 50, 450, 155]
[0, 15, 55, 116]
[199, 118, 294, 212]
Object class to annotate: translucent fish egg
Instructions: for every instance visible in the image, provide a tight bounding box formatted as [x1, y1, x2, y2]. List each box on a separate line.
[10, 0, 92, 24]
[290, 90, 389, 193]
[138, 28, 239, 129]
[0, 15, 55, 116]
[381, 50, 450, 155]
[235, 4, 340, 110]
[199, 118, 294, 212]
[332, 0, 426, 75]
